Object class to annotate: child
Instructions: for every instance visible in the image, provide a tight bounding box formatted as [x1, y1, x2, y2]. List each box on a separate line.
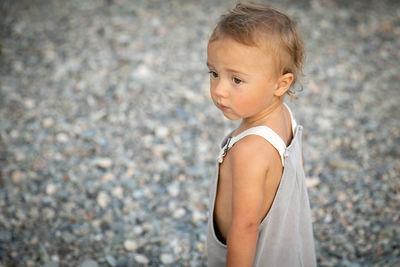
[206, 3, 316, 267]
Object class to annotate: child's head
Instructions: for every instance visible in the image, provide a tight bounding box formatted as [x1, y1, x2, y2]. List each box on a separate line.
[209, 2, 304, 97]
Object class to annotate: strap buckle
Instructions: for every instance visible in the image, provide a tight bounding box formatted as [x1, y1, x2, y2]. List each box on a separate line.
[218, 136, 232, 163]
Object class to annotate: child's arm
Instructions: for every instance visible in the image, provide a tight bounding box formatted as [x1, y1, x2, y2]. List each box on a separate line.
[226, 136, 273, 267]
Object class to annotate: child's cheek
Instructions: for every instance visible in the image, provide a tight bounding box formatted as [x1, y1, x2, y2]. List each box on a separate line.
[235, 95, 257, 113]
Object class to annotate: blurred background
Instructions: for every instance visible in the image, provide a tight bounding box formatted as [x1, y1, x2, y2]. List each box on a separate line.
[0, 0, 399, 266]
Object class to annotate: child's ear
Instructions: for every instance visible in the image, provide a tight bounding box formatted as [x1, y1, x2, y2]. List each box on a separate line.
[274, 73, 294, 97]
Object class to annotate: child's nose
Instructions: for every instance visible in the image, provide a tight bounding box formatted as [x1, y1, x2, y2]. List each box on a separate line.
[214, 81, 229, 98]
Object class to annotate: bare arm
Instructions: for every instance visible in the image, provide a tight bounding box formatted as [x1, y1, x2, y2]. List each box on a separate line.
[226, 136, 272, 267]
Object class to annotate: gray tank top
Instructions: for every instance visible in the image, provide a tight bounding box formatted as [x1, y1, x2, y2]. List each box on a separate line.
[207, 104, 316, 267]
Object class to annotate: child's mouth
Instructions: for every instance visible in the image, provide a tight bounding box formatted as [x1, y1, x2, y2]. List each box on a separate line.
[217, 103, 229, 111]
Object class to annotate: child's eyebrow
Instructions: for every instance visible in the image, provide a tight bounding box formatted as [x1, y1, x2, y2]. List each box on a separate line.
[225, 67, 249, 76]
[206, 62, 249, 76]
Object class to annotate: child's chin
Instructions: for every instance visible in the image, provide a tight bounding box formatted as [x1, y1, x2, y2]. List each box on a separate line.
[222, 113, 240, 121]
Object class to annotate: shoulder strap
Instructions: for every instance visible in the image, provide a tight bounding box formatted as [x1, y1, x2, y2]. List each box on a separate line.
[218, 103, 297, 166]
[284, 103, 297, 135]
[218, 126, 287, 166]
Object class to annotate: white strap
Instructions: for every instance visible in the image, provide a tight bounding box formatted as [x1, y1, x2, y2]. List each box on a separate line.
[218, 126, 287, 166]
[218, 103, 297, 166]
[284, 103, 297, 135]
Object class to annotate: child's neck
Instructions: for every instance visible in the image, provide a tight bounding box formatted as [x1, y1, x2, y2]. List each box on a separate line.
[239, 98, 284, 131]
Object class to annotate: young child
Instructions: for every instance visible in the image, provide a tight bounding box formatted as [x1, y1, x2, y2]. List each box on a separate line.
[206, 3, 316, 267]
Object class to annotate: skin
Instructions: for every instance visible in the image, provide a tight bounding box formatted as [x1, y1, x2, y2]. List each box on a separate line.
[207, 37, 295, 267]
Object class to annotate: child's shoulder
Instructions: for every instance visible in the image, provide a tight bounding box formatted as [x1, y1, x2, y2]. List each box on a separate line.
[229, 133, 281, 171]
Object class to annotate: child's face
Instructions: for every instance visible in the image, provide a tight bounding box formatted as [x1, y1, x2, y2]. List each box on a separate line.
[207, 37, 281, 122]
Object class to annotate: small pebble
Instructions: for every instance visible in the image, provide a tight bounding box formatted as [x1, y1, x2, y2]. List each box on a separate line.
[160, 253, 174, 264]
[112, 186, 124, 200]
[24, 98, 35, 109]
[134, 254, 149, 264]
[105, 255, 117, 267]
[0, 231, 12, 242]
[11, 170, 22, 184]
[134, 64, 151, 79]
[56, 133, 69, 143]
[132, 225, 144, 235]
[95, 158, 113, 169]
[123, 239, 138, 251]
[97, 192, 111, 209]
[14, 149, 25, 161]
[42, 261, 59, 267]
[101, 172, 116, 183]
[80, 259, 98, 267]
[42, 117, 55, 128]
[337, 192, 347, 202]
[46, 183, 57, 195]
[306, 177, 320, 188]
[167, 182, 180, 197]
[155, 126, 170, 138]
[173, 208, 186, 219]
[192, 210, 206, 222]
[42, 207, 56, 220]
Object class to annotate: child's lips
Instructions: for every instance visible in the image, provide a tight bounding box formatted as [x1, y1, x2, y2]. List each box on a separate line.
[217, 103, 229, 111]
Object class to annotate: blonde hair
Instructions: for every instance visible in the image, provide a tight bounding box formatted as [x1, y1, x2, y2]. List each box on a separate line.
[209, 2, 305, 97]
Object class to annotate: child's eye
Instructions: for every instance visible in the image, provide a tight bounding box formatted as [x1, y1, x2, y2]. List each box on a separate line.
[208, 71, 218, 78]
[232, 77, 243, 84]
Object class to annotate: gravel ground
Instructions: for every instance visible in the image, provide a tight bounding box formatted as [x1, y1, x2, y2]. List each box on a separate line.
[1, 0, 399, 266]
